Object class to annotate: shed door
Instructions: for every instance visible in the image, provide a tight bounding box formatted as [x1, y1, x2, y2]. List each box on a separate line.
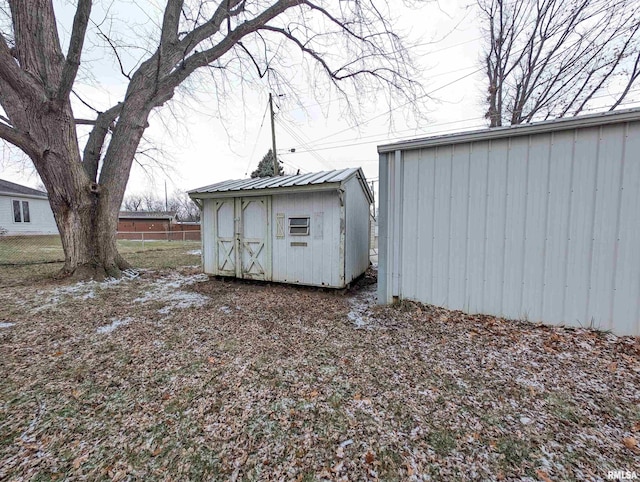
[239, 197, 270, 280]
[214, 199, 236, 276]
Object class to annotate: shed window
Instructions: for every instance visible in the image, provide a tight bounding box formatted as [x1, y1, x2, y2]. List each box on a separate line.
[289, 217, 310, 236]
[12, 200, 30, 223]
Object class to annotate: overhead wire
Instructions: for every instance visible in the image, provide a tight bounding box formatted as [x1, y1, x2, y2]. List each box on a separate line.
[287, 87, 640, 154]
[277, 117, 334, 168]
[244, 102, 270, 176]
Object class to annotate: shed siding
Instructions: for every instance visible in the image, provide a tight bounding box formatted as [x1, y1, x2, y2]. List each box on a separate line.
[0, 195, 57, 235]
[345, 176, 371, 283]
[201, 199, 216, 274]
[271, 191, 342, 287]
[380, 120, 640, 335]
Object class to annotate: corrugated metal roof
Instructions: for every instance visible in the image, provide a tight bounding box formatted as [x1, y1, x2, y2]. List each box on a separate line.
[189, 168, 363, 195]
[0, 179, 48, 198]
[378, 107, 640, 153]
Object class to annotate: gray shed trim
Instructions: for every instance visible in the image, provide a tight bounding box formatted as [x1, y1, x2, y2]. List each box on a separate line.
[378, 107, 640, 153]
[189, 167, 374, 203]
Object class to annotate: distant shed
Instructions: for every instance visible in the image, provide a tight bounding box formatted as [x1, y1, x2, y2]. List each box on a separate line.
[377, 108, 640, 336]
[117, 211, 177, 240]
[189, 168, 373, 288]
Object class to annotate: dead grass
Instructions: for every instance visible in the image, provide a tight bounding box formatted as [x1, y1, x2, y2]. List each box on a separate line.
[0, 263, 639, 481]
[0, 234, 199, 266]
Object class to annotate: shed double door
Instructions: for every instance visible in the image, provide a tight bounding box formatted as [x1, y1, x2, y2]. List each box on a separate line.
[214, 197, 271, 280]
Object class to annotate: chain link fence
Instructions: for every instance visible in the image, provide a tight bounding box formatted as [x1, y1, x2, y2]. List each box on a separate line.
[0, 230, 201, 266]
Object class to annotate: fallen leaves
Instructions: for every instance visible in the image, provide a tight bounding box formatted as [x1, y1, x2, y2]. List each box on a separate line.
[536, 469, 553, 482]
[364, 451, 375, 464]
[623, 436, 638, 450]
[0, 266, 639, 481]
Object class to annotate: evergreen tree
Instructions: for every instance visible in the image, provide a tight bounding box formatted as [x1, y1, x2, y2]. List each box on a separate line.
[250, 150, 284, 178]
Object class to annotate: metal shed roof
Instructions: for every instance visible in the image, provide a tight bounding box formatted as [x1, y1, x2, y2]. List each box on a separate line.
[377, 107, 640, 153]
[189, 167, 374, 203]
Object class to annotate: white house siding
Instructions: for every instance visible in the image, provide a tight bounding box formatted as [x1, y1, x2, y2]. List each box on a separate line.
[345, 176, 371, 283]
[379, 114, 640, 336]
[271, 191, 342, 287]
[0, 195, 57, 235]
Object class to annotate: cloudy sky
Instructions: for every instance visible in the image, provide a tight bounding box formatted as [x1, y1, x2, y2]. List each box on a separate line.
[0, 0, 587, 200]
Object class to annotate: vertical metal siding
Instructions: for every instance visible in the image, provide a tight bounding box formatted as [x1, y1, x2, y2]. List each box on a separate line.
[201, 199, 216, 274]
[377, 153, 390, 303]
[382, 120, 640, 335]
[344, 176, 371, 283]
[271, 191, 342, 287]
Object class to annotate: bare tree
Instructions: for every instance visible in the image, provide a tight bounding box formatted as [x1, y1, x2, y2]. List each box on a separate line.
[140, 192, 165, 213]
[0, 0, 422, 279]
[168, 190, 200, 222]
[478, 0, 640, 127]
[122, 194, 143, 212]
[124, 190, 199, 220]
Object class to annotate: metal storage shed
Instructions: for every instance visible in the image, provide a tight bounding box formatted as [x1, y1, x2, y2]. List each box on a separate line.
[189, 168, 373, 288]
[377, 108, 640, 336]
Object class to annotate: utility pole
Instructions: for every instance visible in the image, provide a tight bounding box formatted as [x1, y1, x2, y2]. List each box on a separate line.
[269, 93, 278, 176]
[164, 180, 168, 212]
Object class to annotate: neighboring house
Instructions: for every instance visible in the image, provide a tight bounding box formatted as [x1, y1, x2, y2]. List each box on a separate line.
[117, 211, 177, 240]
[377, 108, 640, 336]
[0, 179, 57, 235]
[189, 167, 373, 288]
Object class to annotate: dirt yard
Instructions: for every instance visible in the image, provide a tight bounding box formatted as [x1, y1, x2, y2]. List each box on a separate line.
[1, 257, 639, 481]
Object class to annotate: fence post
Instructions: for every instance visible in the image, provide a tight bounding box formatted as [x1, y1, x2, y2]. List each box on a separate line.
[141, 232, 145, 250]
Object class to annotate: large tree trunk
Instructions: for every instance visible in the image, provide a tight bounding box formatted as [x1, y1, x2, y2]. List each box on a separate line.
[51, 181, 130, 280]
[28, 106, 131, 280]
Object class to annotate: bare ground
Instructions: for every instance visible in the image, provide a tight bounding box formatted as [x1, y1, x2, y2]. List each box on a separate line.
[1, 264, 639, 481]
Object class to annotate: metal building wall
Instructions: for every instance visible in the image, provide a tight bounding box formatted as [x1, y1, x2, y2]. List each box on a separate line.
[344, 175, 372, 284]
[201, 199, 216, 274]
[271, 191, 343, 287]
[379, 116, 640, 335]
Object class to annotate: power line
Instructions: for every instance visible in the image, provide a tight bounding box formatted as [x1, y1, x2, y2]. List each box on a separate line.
[286, 87, 640, 155]
[244, 102, 270, 176]
[297, 67, 485, 149]
[277, 117, 334, 168]
[278, 39, 484, 115]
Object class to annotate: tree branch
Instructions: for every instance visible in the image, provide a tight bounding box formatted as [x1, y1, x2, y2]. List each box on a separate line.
[57, 0, 92, 102]
[82, 102, 123, 182]
[0, 121, 38, 158]
[156, 0, 301, 101]
[0, 33, 42, 101]
[161, 0, 185, 47]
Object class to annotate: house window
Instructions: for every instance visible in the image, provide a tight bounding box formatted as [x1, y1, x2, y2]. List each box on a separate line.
[13, 200, 30, 223]
[288, 216, 310, 236]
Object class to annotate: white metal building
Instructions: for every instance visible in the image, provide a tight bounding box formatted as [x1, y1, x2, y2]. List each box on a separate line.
[189, 168, 373, 288]
[377, 109, 640, 336]
[0, 179, 58, 235]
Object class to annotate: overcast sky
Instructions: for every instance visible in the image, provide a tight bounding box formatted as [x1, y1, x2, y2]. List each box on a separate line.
[0, 1, 529, 198]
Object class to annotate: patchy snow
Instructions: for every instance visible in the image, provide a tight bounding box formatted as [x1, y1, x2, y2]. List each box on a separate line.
[219, 306, 232, 314]
[103, 269, 141, 284]
[133, 273, 209, 315]
[0, 322, 15, 328]
[187, 249, 202, 255]
[30, 269, 141, 312]
[347, 283, 377, 328]
[97, 317, 133, 334]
